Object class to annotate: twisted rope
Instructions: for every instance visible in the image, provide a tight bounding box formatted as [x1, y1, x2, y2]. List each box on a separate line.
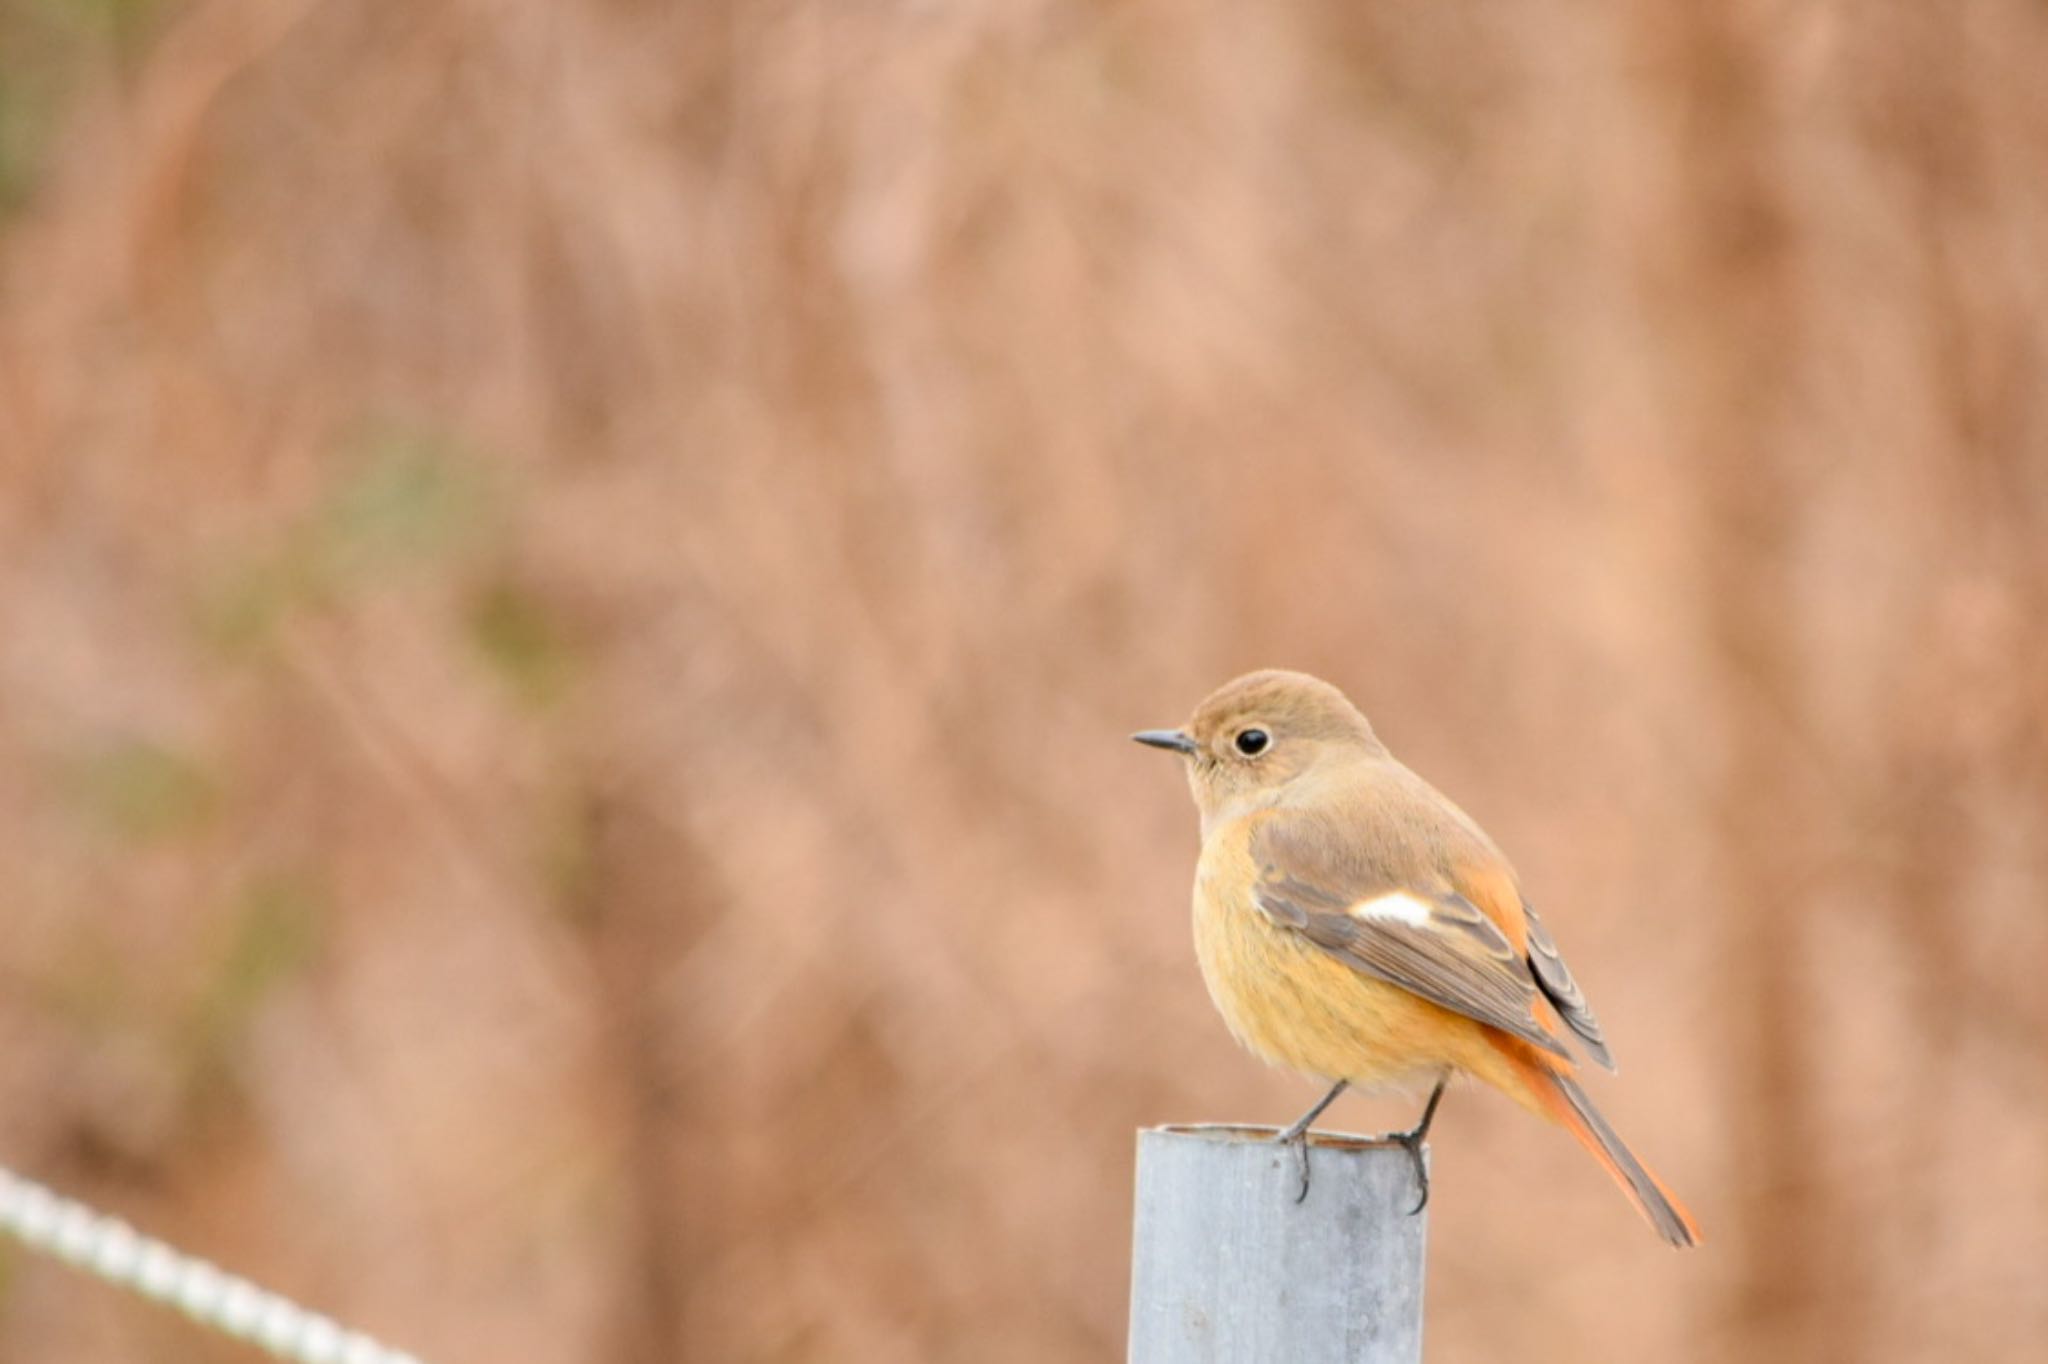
[0, 1166, 426, 1364]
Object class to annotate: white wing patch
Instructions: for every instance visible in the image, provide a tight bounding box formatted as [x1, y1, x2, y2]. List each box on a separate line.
[1350, 891, 1435, 927]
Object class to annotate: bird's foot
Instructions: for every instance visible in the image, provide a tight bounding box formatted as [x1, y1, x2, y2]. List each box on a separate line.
[1387, 1077, 1447, 1215]
[1272, 1078, 1348, 1205]
[1273, 1123, 1314, 1204]
[1389, 1125, 1430, 1214]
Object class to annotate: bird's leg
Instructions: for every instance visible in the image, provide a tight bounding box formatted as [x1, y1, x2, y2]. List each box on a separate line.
[1389, 1076, 1448, 1215]
[1275, 1080, 1348, 1203]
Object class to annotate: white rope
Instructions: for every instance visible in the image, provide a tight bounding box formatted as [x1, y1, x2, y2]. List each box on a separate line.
[0, 1165, 427, 1364]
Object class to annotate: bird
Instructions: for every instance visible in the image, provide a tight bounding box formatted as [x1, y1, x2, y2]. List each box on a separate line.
[1133, 669, 1700, 1247]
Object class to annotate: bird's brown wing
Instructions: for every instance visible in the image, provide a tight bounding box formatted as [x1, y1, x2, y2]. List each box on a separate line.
[1250, 814, 1572, 1063]
[1520, 903, 1616, 1070]
[1447, 857, 1618, 1072]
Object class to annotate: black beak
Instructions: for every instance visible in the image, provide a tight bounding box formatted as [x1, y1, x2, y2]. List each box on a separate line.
[1132, 729, 1199, 755]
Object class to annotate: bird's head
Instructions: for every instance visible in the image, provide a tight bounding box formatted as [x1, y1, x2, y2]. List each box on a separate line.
[1133, 669, 1384, 829]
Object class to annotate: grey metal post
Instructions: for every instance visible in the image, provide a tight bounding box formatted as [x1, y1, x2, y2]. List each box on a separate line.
[1128, 1125, 1427, 1364]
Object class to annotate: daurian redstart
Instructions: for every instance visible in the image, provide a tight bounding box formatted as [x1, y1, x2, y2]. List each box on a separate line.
[1135, 669, 1699, 1247]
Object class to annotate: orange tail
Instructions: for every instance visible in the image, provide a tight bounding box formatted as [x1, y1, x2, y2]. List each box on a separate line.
[1515, 1054, 1701, 1248]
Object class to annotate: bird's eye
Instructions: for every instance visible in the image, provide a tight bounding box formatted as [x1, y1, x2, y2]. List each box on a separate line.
[1234, 728, 1270, 756]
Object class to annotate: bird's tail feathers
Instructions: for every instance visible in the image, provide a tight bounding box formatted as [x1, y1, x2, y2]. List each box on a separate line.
[1516, 1055, 1701, 1248]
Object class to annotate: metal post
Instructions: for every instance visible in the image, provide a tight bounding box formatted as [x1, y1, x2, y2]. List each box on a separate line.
[1128, 1124, 1427, 1364]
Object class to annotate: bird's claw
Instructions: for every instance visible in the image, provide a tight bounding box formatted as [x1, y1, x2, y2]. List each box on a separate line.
[1391, 1128, 1429, 1214]
[1387, 1076, 1445, 1216]
[1272, 1078, 1347, 1205]
[1285, 1130, 1312, 1203]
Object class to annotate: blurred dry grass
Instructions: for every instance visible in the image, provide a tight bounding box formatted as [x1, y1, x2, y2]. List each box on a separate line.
[3, 0, 2048, 1360]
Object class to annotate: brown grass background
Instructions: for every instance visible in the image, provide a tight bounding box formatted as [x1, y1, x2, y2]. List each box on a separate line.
[3, 1, 2047, 1360]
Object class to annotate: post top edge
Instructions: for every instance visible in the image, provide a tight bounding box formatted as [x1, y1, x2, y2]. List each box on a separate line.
[1139, 1123, 1414, 1153]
